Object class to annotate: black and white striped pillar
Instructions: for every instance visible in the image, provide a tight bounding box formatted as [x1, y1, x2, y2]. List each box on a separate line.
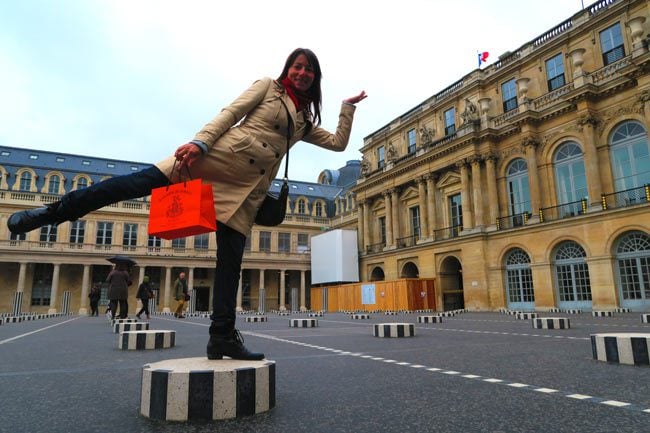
[119, 330, 175, 350]
[565, 309, 583, 314]
[417, 315, 443, 324]
[532, 317, 570, 329]
[591, 333, 650, 366]
[516, 312, 538, 320]
[188, 289, 197, 315]
[61, 291, 71, 315]
[113, 322, 150, 333]
[140, 358, 275, 421]
[642, 314, 649, 324]
[593, 311, 614, 317]
[351, 314, 370, 320]
[245, 316, 268, 323]
[11, 292, 23, 317]
[373, 323, 415, 338]
[290, 318, 318, 328]
[258, 288, 266, 314]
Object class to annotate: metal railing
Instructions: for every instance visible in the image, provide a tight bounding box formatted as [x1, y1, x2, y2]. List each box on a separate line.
[539, 198, 587, 223]
[496, 212, 530, 230]
[433, 225, 462, 241]
[366, 242, 386, 254]
[396, 234, 419, 248]
[601, 184, 650, 210]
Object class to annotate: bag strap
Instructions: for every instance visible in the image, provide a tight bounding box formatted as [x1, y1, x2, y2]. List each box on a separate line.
[280, 100, 292, 185]
[168, 159, 193, 190]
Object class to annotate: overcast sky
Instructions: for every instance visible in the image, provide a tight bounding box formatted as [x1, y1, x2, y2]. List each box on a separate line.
[1, 0, 587, 182]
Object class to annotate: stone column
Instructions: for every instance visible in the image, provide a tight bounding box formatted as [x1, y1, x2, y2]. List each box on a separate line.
[279, 269, 286, 311]
[578, 114, 603, 208]
[425, 175, 437, 238]
[522, 138, 541, 214]
[485, 154, 499, 225]
[163, 267, 172, 313]
[258, 269, 265, 310]
[48, 263, 60, 314]
[362, 199, 370, 250]
[17, 262, 27, 293]
[391, 189, 400, 241]
[236, 272, 243, 312]
[470, 156, 484, 228]
[300, 270, 306, 312]
[384, 191, 393, 247]
[417, 177, 429, 239]
[79, 265, 90, 315]
[357, 200, 365, 251]
[458, 161, 473, 229]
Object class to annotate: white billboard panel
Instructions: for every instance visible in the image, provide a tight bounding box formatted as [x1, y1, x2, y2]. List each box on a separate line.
[311, 229, 359, 284]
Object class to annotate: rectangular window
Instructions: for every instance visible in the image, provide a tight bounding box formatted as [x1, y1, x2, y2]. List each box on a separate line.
[47, 176, 60, 194]
[545, 53, 565, 91]
[502, 79, 518, 112]
[378, 146, 385, 169]
[449, 193, 463, 235]
[122, 223, 138, 247]
[444, 108, 456, 136]
[407, 128, 417, 154]
[148, 235, 162, 250]
[69, 220, 85, 244]
[40, 225, 57, 243]
[96, 222, 113, 245]
[244, 235, 251, 252]
[194, 233, 209, 250]
[379, 216, 386, 244]
[278, 232, 291, 253]
[10, 232, 26, 242]
[410, 206, 421, 238]
[297, 233, 309, 253]
[172, 238, 186, 249]
[259, 231, 271, 252]
[600, 22, 625, 65]
[31, 263, 52, 306]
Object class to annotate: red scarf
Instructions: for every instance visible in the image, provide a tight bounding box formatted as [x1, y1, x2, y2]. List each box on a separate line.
[281, 77, 311, 111]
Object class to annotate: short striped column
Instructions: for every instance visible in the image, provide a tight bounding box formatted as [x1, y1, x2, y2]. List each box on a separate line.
[384, 311, 398, 315]
[111, 318, 138, 326]
[113, 322, 149, 333]
[417, 315, 443, 324]
[516, 312, 538, 320]
[351, 314, 370, 320]
[308, 312, 323, 317]
[289, 318, 318, 328]
[140, 358, 275, 421]
[593, 311, 614, 317]
[590, 333, 650, 366]
[615, 307, 630, 313]
[61, 291, 71, 315]
[565, 309, 583, 314]
[373, 323, 415, 338]
[547, 308, 561, 313]
[438, 311, 456, 317]
[641, 314, 649, 324]
[4, 316, 22, 323]
[245, 316, 267, 323]
[277, 312, 290, 316]
[532, 317, 570, 329]
[119, 330, 175, 350]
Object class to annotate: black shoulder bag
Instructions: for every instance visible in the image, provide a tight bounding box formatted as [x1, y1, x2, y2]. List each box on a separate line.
[254, 103, 292, 226]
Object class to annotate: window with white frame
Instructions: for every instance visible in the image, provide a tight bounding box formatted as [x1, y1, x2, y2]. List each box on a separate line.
[297, 233, 309, 253]
[48, 175, 61, 195]
[122, 223, 138, 247]
[259, 231, 271, 252]
[40, 224, 57, 243]
[278, 232, 291, 253]
[172, 238, 186, 249]
[19, 172, 31, 191]
[610, 121, 650, 191]
[410, 206, 421, 238]
[76, 177, 88, 190]
[506, 159, 531, 216]
[315, 201, 323, 217]
[96, 222, 113, 245]
[148, 235, 162, 250]
[378, 145, 385, 169]
[554, 142, 588, 213]
[194, 233, 209, 250]
[69, 220, 85, 244]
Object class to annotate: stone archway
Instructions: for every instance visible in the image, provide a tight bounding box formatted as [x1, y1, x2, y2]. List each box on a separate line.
[400, 262, 419, 278]
[439, 256, 464, 310]
[370, 266, 385, 281]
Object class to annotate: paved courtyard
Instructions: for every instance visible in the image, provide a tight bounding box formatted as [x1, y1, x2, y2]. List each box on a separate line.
[0, 310, 648, 433]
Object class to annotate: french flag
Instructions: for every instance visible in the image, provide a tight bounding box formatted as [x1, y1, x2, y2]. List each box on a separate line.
[478, 51, 489, 67]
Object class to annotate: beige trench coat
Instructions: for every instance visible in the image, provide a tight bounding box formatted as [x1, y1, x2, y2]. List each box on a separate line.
[155, 77, 356, 235]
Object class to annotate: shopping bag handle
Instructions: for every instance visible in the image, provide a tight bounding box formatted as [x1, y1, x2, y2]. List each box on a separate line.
[167, 159, 194, 190]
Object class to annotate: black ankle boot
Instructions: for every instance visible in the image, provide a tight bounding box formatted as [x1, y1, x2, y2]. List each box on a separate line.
[7, 201, 65, 234]
[207, 329, 265, 361]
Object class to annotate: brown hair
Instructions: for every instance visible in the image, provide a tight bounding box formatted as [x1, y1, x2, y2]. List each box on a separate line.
[277, 48, 322, 126]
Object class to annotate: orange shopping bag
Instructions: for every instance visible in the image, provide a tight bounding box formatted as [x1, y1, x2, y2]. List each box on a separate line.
[148, 178, 217, 240]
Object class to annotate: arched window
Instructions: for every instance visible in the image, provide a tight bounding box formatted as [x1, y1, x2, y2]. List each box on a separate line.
[504, 248, 535, 309]
[554, 142, 587, 214]
[315, 202, 323, 217]
[76, 177, 88, 190]
[506, 159, 531, 215]
[553, 241, 592, 309]
[19, 172, 32, 191]
[615, 231, 650, 310]
[48, 175, 60, 194]
[610, 121, 650, 191]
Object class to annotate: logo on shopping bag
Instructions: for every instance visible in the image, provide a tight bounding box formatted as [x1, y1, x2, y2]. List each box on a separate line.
[166, 196, 183, 218]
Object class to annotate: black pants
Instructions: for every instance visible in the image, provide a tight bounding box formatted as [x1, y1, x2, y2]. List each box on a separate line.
[90, 301, 99, 316]
[110, 299, 128, 319]
[54, 166, 244, 328]
[137, 298, 150, 317]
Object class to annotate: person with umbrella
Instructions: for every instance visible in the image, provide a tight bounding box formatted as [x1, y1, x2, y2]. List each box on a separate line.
[106, 256, 134, 319]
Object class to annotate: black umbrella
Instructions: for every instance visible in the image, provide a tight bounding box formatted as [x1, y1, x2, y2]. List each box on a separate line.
[106, 255, 137, 266]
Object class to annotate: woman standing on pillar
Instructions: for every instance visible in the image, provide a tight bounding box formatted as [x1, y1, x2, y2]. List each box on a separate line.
[7, 47, 367, 360]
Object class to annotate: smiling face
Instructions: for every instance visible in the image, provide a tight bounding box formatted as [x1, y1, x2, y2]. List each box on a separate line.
[287, 54, 315, 91]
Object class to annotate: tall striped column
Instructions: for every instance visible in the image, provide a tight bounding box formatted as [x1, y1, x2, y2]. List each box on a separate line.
[258, 288, 266, 314]
[188, 289, 197, 315]
[61, 291, 71, 315]
[149, 290, 158, 314]
[12, 292, 23, 317]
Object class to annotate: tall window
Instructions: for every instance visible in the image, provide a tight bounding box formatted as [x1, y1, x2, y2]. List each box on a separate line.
[96, 222, 113, 246]
[244, 235, 251, 252]
[40, 225, 57, 243]
[545, 53, 565, 91]
[378, 145, 385, 169]
[379, 216, 386, 244]
[502, 79, 518, 112]
[449, 193, 463, 231]
[69, 220, 85, 244]
[506, 159, 531, 216]
[600, 22, 625, 65]
[48, 175, 61, 195]
[407, 128, 417, 154]
[444, 108, 456, 136]
[554, 142, 588, 213]
[615, 231, 650, 309]
[297, 233, 309, 253]
[298, 199, 306, 214]
[31, 263, 53, 306]
[148, 235, 162, 251]
[10, 232, 26, 242]
[410, 206, 421, 238]
[554, 241, 592, 306]
[315, 202, 323, 217]
[610, 121, 650, 191]
[76, 177, 88, 190]
[172, 238, 186, 249]
[194, 233, 209, 250]
[19, 172, 32, 191]
[122, 223, 138, 248]
[278, 232, 291, 253]
[505, 248, 535, 307]
[259, 231, 271, 252]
